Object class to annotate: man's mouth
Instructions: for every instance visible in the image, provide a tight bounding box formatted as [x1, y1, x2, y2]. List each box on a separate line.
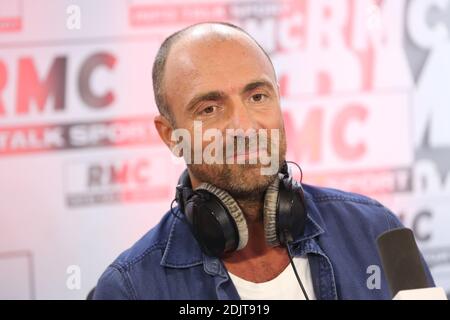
[226, 148, 267, 163]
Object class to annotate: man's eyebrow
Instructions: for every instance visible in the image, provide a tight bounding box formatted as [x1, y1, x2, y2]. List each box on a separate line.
[241, 79, 275, 94]
[185, 80, 275, 112]
[186, 91, 226, 112]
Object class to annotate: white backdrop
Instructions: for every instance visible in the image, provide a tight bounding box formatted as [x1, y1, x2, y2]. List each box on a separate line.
[0, 0, 449, 299]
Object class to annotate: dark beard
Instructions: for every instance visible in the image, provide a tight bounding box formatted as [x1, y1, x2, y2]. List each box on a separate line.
[188, 163, 277, 200]
[188, 161, 283, 223]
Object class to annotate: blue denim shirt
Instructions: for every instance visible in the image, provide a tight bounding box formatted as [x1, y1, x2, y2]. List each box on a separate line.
[93, 184, 435, 300]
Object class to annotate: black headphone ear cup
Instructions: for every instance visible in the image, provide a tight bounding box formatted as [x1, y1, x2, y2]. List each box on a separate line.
[263, 174, 282, 247]
[195, 183, 248, 251]
[277, 174, 307, 245]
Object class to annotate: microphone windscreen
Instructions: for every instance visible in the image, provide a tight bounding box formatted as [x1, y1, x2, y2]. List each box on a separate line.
[376, 228, 429, 296]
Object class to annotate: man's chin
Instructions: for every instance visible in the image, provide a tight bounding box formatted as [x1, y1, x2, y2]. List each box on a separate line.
[188, 163, 278, 199]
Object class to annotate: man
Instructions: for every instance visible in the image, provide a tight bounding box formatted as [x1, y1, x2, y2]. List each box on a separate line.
[93, 22, 434, 300]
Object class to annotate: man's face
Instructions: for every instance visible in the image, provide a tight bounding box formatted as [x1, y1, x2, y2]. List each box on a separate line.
[162, 29, 287, 200]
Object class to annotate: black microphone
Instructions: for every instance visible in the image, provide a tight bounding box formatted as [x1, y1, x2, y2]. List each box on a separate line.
[376, 228, 447, 299]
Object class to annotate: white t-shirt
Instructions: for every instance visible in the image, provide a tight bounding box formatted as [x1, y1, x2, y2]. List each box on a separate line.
[228, 256, 316, 300]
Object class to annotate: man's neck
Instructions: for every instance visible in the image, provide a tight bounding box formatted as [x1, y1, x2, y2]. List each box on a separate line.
[221, 199, 290, 283]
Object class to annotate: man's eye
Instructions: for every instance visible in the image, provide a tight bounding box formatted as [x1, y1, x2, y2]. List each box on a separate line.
[199, 105, 217, 115]
[250, 93, 267, 103]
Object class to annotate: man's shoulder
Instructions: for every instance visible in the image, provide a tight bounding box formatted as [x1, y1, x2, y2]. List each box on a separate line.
[111, 211, 175, 271]
[303, 183, 381, 206]
[93, 211, 178, 299]
[302, 183, 403, 231]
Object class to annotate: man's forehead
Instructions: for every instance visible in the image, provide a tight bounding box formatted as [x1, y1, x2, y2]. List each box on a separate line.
[170, 33, 262, 64]
[167, 25, 273, 70]
[165, 35, 274, 86]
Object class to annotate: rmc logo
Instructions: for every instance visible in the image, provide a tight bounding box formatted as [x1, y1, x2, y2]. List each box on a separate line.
[0, 52, 116, 117]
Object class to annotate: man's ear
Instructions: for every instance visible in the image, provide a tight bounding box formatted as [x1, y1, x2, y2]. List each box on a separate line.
[154, 115, 175, 151]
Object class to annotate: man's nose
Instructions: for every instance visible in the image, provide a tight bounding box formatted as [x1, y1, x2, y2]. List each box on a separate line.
[228, 99, 258, 131]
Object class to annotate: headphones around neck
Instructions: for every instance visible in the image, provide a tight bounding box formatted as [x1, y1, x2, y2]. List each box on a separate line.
[175, 161, 307, 257]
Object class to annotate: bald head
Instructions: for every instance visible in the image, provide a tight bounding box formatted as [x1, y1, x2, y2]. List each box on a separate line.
[151, 22, 276, 124]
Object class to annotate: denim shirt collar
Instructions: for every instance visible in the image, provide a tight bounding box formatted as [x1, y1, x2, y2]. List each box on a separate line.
[160, 210, 204, 268]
